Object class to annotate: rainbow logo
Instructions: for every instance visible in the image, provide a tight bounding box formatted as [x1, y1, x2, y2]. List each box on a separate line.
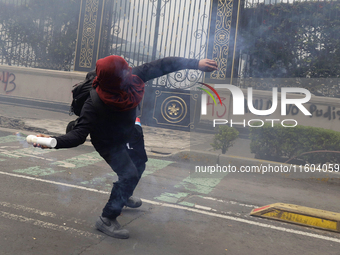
[198, 82, 222, 106]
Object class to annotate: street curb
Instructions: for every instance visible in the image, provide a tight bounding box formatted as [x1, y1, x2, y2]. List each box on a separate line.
[168, 149, 286, 166]
[250, 203, 340, 233]
[170, 150, 219, 164]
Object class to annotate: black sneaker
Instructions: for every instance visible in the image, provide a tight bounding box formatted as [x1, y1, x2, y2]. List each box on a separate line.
[125, 196, 142, 208]
[95, 216, 129, 239]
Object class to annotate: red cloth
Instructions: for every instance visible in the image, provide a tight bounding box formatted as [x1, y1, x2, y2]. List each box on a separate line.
[93, 55, 145, 111]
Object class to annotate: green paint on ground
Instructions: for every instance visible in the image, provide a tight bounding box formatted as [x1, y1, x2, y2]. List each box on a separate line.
[80, 172, 116, 185]
[143, 158, 174, 177]
[52, 151, 103, 168]
[0, 147, 52, 158]
[13, 166, 65, 176]
[80, 176, 109, 185]
[79, 172, 116, 192]
[178, 201, 195, 207]
[0, 135, 25, 144]
[174, 173, 228, 194]
[154, 192, 189, 203]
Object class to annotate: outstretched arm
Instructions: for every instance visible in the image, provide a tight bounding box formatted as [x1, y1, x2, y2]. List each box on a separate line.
[133, 57, 217, 83]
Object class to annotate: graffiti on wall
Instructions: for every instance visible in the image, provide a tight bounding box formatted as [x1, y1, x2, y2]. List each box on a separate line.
[0, 71, 16, 94]
[309, 105, 340, 121]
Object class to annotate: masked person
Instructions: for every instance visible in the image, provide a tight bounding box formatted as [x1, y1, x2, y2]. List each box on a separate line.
[34, 55, 218, 239]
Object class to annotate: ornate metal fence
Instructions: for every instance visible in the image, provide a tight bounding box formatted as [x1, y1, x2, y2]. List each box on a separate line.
[107, 0, 212, 89]
[99, 0, 218, 130]
[237, 0, 340, 97]
[0, 0, 80, 71]
[2, 0, 339, 101]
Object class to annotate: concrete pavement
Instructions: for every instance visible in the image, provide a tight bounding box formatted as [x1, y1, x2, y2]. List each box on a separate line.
[1, 103, 340, 254]
[0, 102, 255, 160]
[0, 102, 339, 182]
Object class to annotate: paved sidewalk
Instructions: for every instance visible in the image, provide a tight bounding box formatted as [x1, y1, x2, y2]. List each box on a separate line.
[0, 102, 254, 159]
[2, 102, 340, 182]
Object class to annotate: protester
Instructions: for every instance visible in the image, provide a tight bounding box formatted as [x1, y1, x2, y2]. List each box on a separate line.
[33, 55, 218, 239]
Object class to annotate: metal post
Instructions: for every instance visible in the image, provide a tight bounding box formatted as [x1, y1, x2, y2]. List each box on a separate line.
[151, 0, 162, 61]
[74, 0, 106, 72]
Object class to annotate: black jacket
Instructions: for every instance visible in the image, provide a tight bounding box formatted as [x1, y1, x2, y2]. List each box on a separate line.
[54, 57, 199, 155]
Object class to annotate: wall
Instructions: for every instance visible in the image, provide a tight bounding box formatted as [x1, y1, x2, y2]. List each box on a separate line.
[0, 65, 86, 108]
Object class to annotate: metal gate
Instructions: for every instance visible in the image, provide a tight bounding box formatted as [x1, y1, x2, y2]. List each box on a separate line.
[103, 0, 210, 130]
[0, 0, 241, 130]
[84, 0, 239, 130]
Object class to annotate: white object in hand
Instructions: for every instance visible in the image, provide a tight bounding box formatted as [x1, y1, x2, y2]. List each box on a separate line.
[26, 135, 57, 148]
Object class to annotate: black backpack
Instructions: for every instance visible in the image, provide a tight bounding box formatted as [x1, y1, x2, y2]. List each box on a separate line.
[67, 70, 103, 133]
[70, 70, 97, 116]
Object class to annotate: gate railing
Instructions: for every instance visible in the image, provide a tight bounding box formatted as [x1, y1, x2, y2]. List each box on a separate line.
[238, 0, 340, 97]
[107, 0, 212, 89]
[0, 0, 80, 71]
[1, 0, 340, 97]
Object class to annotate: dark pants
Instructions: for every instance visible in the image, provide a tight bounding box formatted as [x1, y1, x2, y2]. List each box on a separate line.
[101, 126, 147, 219]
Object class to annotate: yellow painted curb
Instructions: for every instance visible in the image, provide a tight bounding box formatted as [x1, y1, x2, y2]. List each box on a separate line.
[250, 203, 340, 232]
